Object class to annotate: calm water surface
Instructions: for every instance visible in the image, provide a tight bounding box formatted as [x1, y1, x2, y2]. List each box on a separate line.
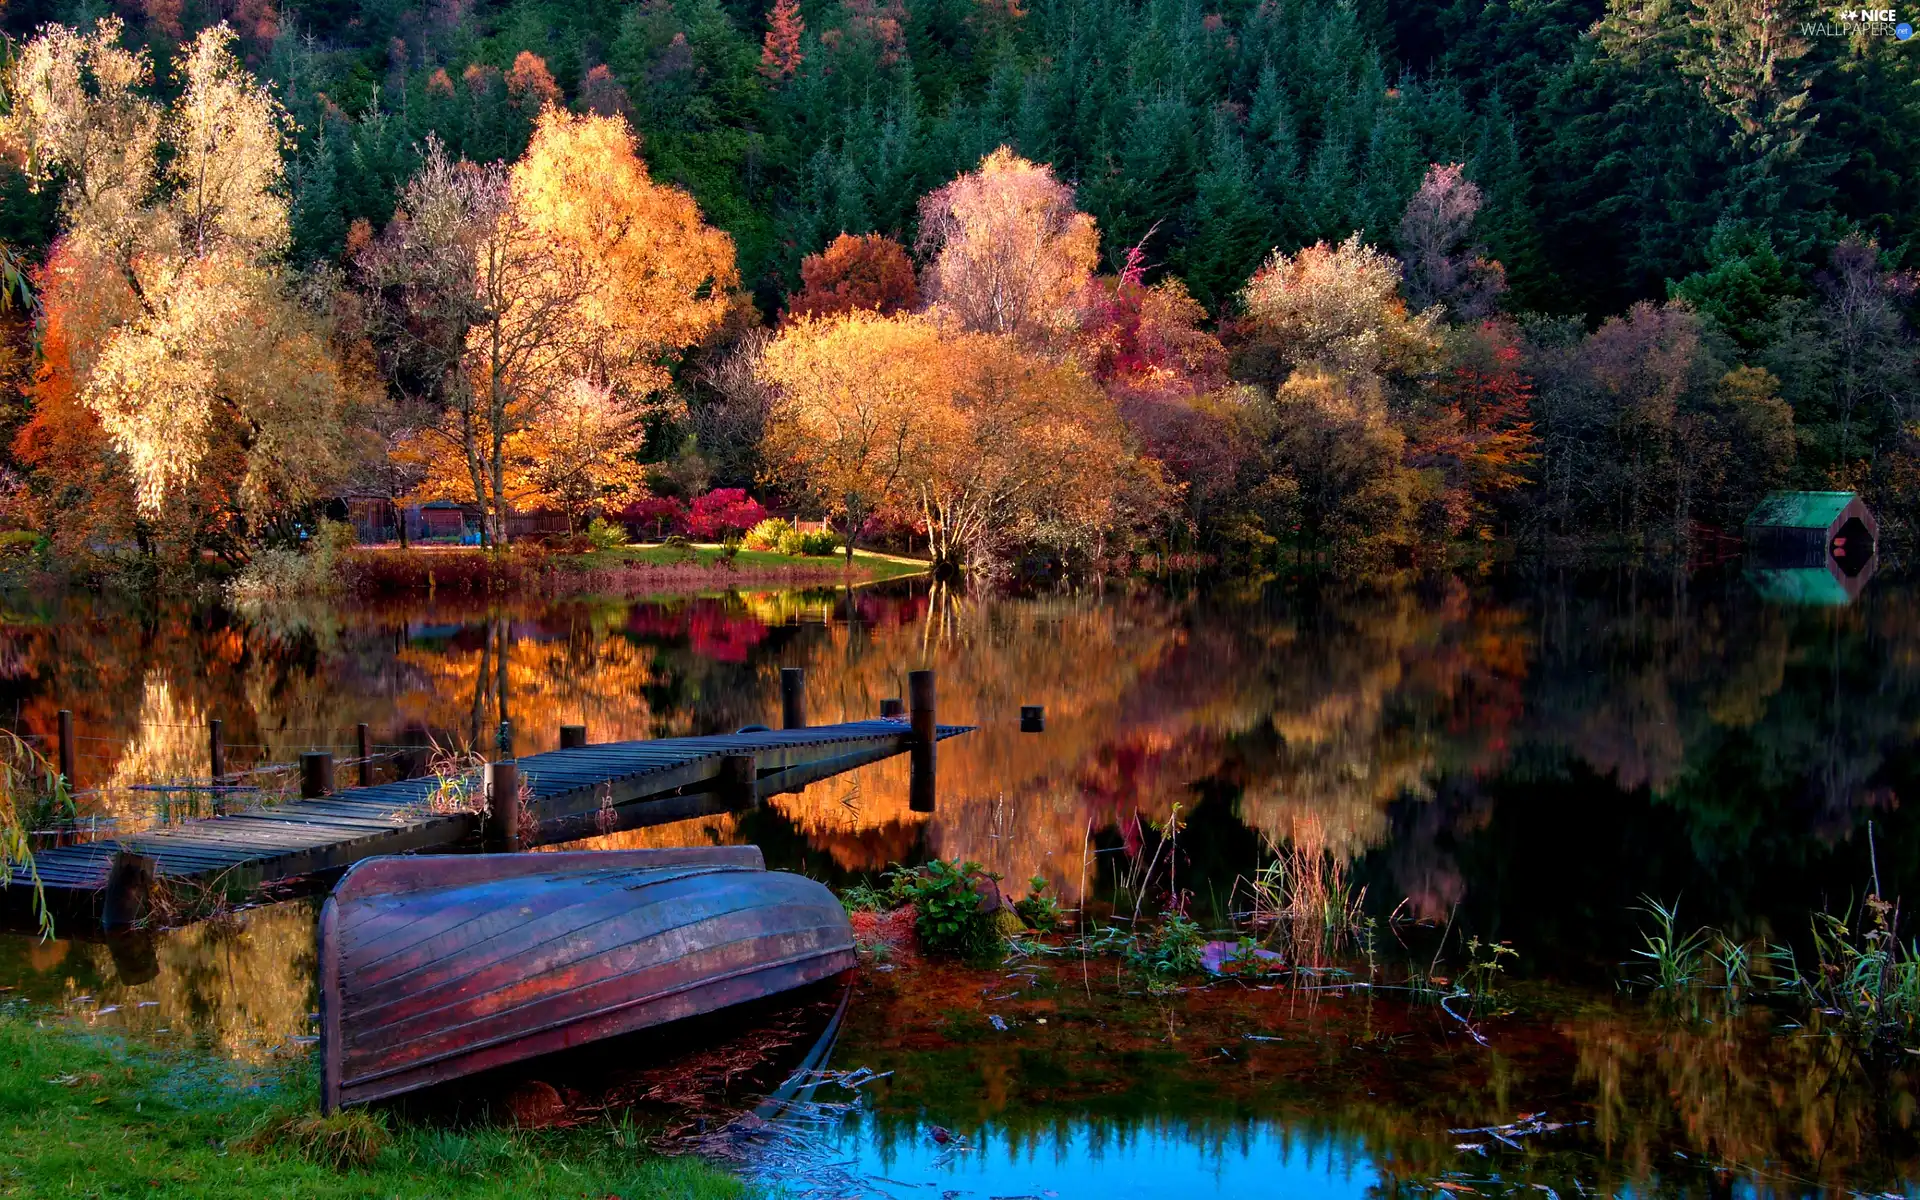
[2, 565, 1918, 1197]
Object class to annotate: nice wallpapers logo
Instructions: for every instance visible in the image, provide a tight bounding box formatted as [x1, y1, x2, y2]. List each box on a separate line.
[1802, 8, 1915, 36]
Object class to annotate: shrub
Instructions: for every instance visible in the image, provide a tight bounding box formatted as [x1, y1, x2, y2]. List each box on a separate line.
[743, 517, 793, 551]
[584, 517, 626, 551]
[228, 520, 356, 601]
[617, 495, 686, 540]
[778, 528, 841, 556]
[684, 489, 770, 540]
[890, 859, 1002, 960]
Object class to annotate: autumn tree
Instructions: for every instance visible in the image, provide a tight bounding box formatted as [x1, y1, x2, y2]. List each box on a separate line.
[787, 233, 918, 319]
[1397, 164, 1506, 321]
[359, 110, 737, 543]
[1236, 234, 1441, 401]
[510, 379, 649, 530]
[1, 21, 366, 556]
[910, 333, 1166, 572]
[1405, 321, 1539, 540]
[760, 310, 1165, 571]
[917, 148, 1098, 343]
[1257, 370, 1416, 563]
[758, 311, 942, 561]
[761, 0, 806, 81]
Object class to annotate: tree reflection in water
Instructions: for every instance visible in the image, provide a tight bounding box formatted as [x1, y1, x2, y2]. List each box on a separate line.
[0, 569, 1916, 1190]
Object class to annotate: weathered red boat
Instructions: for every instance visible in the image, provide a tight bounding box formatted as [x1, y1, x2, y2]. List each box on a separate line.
[318, 846, 856, 1111]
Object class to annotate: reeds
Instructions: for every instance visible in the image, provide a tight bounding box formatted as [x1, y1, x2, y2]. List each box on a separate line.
[0, 728, 67, 938]
[1235, 835, 1372, 968]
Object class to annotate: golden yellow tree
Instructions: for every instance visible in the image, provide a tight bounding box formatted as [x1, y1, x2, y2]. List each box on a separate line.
[916, 147, 1099, 343]
[761, 311, 1165, 571]
[1, 21, 363, 540]
[360, 110, 737, 543]
[758, 311, 947, 560]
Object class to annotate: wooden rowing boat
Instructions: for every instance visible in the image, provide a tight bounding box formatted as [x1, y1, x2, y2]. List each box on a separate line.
[318, 846, 856, 1111]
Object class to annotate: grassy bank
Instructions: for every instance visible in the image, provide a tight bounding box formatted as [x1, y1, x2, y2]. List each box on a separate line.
[563, 543, 930, 584]
[0, 1014, 745, 1199]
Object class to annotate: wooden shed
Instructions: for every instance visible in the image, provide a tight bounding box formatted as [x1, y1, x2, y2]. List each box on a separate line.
[1743, 491, 1877, 571]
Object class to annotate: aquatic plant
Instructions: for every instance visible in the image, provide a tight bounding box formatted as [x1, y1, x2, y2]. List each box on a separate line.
[1775, 894, 1920, 1050]
[891, 859, 1003, 960]
[1462, 936, 1518, 999]
[1235, 837, 1371, 966]
[1631, 897, 1712, 992]
[1013, 874, 1062, 934]
[1129, 910, 1206, 976]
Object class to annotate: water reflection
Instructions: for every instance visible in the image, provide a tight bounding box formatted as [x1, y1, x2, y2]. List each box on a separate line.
[1, 567, 1919, 1192]
[0, 569, 1915, 935]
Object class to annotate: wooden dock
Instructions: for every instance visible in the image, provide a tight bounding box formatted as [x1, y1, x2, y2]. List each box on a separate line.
[3, 718, 970, 924]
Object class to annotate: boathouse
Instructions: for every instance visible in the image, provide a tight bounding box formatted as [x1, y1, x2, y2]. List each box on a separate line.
[1744, 491, 1877, 568]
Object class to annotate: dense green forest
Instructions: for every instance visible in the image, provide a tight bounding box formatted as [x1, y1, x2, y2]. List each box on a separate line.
[0, 0, 1915, 576]
[2, 0, 1906, 315]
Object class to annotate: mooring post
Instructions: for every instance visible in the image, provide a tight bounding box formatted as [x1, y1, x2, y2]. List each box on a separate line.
[496, 719, 514, 760]
[357, 723, 372, 788]
[879, 697, 904, 719]
[208, 719, 226, 783]
[101, 851, 155, 931]
[56, 709, 75, 788]
[1021, 705, 1046, 733]
[781, 667, 807, 729]
[484, 761, 521, 852]
[908, 669, 936, 813]
[300, 751, 335, 798]
[719, 754, 758, 809]
[559, 724, 587, 749]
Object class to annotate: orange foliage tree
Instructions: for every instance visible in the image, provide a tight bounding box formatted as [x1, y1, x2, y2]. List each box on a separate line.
[1406, 322, 1539, 539]
[787, 233, 918, 319]
[761, 0, 806, 80]
[760, 310, 1166, 571]
[362, 110, 737, 543]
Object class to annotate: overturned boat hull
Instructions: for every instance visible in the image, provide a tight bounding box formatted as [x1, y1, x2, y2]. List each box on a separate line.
[319, 847, 856, 1110]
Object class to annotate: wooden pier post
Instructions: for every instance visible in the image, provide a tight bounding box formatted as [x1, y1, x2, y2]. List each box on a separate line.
[1021, 705, 1045, 733]
[559, 724, 587, 749]
[908, 670, 936, 813]
[719, 754, 758, 809]
[484, 761, 521, 852]
[357, 724, 372, 788]
[879, 698, 904, 719]
[781, 668, 807, 729]
[300, 752, 335, 799]
[101, 851, 155, 931]
[56, 709, 74, 787]
[208, 719, 226, 783]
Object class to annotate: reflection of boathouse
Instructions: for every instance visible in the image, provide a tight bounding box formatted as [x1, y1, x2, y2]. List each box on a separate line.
[1743, 490, 1878, 604]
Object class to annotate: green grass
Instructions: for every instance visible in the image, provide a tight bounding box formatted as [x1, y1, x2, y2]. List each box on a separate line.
[0, 1014, 747, 1199]
[569, 543, 929, 582]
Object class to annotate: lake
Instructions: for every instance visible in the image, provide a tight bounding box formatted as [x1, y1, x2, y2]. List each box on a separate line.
[1, 564, 1917, 1197]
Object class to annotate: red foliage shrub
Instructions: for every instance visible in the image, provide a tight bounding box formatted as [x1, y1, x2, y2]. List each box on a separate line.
[337, 549, 542, 596]
[616, 495, 686, 539]
[684, 489, 769, 539]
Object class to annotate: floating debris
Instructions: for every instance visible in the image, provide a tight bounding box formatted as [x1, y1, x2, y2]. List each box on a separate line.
[988, 1013, 1008, 1031]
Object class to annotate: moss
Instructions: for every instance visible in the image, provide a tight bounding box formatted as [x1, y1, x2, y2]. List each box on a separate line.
[0, 1014, 746, 1198]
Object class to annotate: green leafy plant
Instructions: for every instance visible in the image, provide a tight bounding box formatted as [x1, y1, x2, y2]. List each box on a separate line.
[583, 517, 626, 551]
[1775, 895, 1920, 1049]
[778, 529, 840, 557]
[1130, 910, 1205, 976]
[891, 859, 1001, 959]
[1013, 874, 1061, 933]
[1632, 896, 1711, 992]
[1462, 936, 1517, 998]
[839, 879, 894, 914]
